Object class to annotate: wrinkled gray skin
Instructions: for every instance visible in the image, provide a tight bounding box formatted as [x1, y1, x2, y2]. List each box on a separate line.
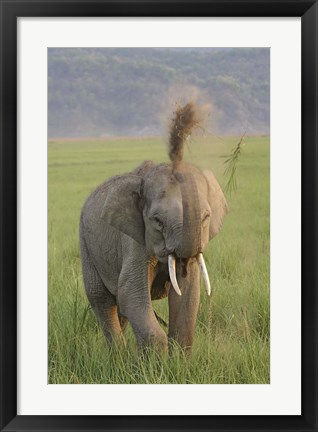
[80, 160, 227, 352]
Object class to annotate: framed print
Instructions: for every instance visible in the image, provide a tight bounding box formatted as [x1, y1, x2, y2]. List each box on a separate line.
[0, 1, 317, 431]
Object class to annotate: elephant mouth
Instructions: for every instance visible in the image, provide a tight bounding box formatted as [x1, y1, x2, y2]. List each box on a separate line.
[156, 254, 169, 264]
[167, 253, 211, 297]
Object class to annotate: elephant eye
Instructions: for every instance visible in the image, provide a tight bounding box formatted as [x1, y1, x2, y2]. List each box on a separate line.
[152, 216, 163, 230]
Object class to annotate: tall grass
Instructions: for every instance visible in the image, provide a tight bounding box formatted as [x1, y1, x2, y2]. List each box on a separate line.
[48, 135, 270, 384]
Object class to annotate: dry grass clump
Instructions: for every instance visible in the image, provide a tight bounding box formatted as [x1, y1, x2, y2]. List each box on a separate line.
[223, 134, 245, 194]
[168, 101, 201, 168]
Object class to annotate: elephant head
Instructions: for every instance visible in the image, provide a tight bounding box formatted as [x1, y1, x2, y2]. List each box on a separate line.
[101, 102, 228, 298]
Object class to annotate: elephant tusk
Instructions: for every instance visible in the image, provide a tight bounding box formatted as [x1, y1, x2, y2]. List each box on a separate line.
[197, 253, 212, 296]
[168, 255, 182, 296]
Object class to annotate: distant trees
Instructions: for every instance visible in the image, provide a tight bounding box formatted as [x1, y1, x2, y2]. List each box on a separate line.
[48, 48, 270, 137]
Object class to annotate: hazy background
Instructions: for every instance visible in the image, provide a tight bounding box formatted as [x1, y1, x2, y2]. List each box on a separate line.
[48, 48, 270, 138]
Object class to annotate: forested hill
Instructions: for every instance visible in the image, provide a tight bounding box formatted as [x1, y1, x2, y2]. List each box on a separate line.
[48, 48, 270, 138]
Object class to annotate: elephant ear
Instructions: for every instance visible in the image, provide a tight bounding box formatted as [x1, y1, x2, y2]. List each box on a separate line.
[203, 170, 228, 240]
[101, 175, 145, 245]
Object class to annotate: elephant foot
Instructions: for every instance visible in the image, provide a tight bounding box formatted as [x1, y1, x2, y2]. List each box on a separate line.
[136, 326, 168, 355]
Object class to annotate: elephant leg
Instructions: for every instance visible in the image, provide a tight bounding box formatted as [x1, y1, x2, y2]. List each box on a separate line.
[117, 262, 168, 352]
[89, 288, 123, 344]
[168, 258, 201, 352]
[81, 243, 122, 343]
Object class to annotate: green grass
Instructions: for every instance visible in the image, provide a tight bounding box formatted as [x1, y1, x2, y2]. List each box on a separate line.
[48, 135, 270, 384]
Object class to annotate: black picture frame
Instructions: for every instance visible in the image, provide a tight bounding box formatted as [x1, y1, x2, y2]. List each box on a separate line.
[1, 1, 317, 431]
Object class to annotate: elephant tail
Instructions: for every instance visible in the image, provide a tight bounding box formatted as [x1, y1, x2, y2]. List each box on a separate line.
[154, 309, 168, 328]
[168, 101, 200, 168]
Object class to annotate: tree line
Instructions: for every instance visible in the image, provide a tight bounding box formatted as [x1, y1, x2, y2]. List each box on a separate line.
[48, 48, 270, 137]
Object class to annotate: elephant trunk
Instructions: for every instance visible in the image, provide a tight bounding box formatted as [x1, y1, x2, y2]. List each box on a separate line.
[168, 169, 212, 298]
[175, 171, 201, 258]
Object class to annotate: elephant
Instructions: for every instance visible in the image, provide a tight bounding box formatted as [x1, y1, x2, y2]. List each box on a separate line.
[80, 102, 228, 353]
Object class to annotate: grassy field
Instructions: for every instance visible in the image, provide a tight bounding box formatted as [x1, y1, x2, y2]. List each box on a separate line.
[48, 135, 270, 384]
